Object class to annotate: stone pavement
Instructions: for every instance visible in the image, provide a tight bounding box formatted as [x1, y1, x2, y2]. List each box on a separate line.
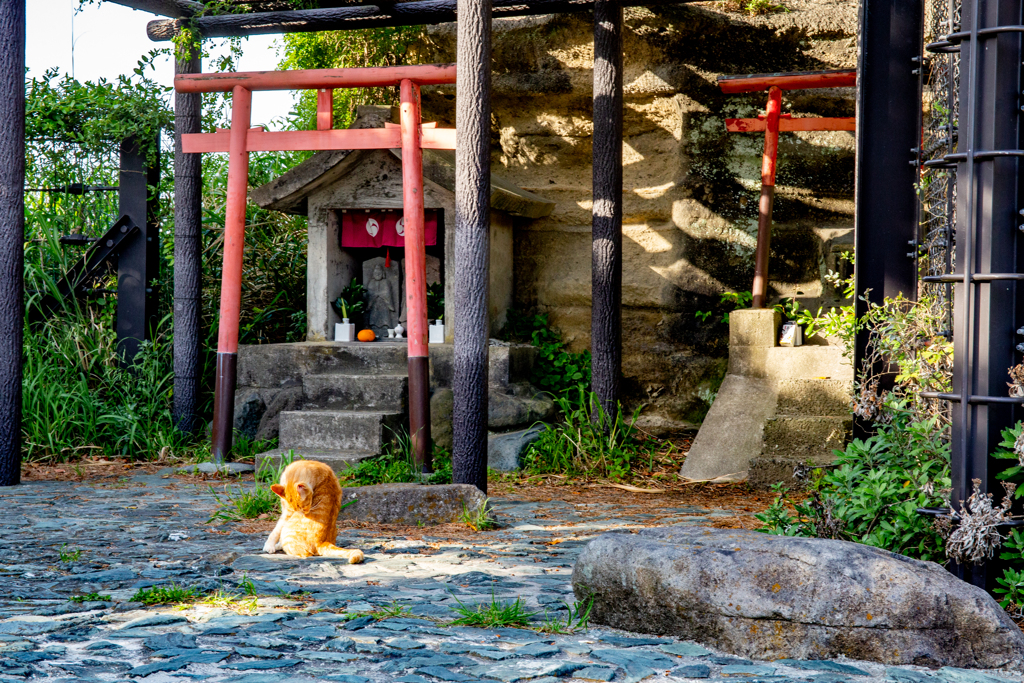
[0, 470, 1021, 683]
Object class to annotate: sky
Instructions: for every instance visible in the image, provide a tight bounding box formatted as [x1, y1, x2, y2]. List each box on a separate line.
[27, 0, 298, 128]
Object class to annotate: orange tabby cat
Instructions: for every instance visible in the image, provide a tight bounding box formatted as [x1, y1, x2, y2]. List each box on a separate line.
[262, 460, 364, 563]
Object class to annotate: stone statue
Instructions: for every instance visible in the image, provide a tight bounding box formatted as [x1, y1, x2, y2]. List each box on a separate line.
[363, 257, 401, 337]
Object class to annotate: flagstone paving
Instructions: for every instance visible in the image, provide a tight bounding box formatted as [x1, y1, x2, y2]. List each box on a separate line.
[0, 470, 1021, 683]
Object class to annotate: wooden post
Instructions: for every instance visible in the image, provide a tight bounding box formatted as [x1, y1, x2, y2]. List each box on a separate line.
[0, 0, 24, 487]
[210, 86, 252, 463]
[591, 0, 623, 423]
[751, 86, 781, 310]
[400, 79, 432, 473]
[173, 41, 202, 434]
[453, 0, 492, 493]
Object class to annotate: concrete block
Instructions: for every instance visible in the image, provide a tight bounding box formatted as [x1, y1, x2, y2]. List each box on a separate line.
[338, 483, 486, 525]
[278, 409, 404, 452]
[762, 415, 851, 459]
[729, 309, 780, 348]
[488, 389, 556, 430]
[488, 424, 546, 471]
[775, 379, 853, 416]
[678, 375, 776, 481]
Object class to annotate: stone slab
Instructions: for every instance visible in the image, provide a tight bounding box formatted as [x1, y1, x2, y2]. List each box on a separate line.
[678, 374, 775, 481]
[338, 483, 486, 525]
[572, 527, 1024, 668]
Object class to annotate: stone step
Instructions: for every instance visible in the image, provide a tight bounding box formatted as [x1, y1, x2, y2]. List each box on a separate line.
[255, 447, 377, 476]
[762, 415, 851, 460]
[302, 373, 408, 411]
[278, 409, 405, 453]
[748, 454, 839, 490]
[238, 342, 411, 387]
[775, 379, 852, 417]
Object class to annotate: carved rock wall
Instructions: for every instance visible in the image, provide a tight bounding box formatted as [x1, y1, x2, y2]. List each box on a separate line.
[414, 1, 858, 430]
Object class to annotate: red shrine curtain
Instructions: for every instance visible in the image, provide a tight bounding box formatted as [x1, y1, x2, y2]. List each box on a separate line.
[340, 210, 439, 248]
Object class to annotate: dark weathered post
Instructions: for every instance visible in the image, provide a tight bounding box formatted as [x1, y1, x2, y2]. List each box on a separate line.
[591, 0, 623, 423]
[117, 136, 160, 363]
[174, 43, 203, 434]
[852, 0, 924, 433]
[452, 0, 492, 492]
[944, 0, 1024, 589]
[0, 0, 25, 488]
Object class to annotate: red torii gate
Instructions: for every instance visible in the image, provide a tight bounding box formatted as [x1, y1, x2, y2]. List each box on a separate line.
[719, 69, 857, 309]
[176, 64, 457, 469]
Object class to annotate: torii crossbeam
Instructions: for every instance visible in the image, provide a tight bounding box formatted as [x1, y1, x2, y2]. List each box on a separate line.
[719, 69, 856, 309]
[176, 64, 457, 468]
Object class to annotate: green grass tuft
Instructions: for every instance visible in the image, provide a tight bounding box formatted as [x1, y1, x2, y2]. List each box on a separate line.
[58, 544, 81, 563]
[459, 499, 498, 531]
[449, 592, 536, 628]
[131, 584, 199, 606]
[69, 592, 111, 603]
[536, 598, 593, 634]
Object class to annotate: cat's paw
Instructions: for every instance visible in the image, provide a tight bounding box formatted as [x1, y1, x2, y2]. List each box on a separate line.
[262, 540, 277, 554]
[347, 549, 365, 565]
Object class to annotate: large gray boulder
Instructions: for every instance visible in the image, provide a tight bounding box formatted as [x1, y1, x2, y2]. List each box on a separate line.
[572, 527, 1024, 669]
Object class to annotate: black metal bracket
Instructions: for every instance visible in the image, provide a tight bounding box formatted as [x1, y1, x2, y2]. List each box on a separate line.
[29, 214, 139, 322]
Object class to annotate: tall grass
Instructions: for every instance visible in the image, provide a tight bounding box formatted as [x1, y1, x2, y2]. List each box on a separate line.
[522, 389, 651, 480]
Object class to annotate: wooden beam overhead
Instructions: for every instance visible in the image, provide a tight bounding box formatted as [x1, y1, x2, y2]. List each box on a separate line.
[146, 0, 697, 40]
[104, 0, 204, 18]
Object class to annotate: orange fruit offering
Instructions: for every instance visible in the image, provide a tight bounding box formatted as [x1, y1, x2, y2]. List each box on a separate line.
[357, 329, 376, 342]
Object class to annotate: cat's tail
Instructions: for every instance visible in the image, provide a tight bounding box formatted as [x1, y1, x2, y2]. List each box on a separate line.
[317, 543, 365, 564]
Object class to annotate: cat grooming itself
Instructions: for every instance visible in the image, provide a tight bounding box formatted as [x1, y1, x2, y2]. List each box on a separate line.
[262, 460, 365, 563]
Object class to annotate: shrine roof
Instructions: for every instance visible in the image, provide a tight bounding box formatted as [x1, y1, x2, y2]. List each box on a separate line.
[249, 106, 556, 220]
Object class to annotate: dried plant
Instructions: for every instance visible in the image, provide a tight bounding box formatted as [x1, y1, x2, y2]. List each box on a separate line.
[945, 480, 1014, 565]
[1009, 363, 1024, 399]
[852, 378, 884, 422]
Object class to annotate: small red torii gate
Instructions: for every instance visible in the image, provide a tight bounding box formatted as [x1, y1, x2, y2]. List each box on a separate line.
[176, 64, 457, 468]
[719, 69, 856, 309]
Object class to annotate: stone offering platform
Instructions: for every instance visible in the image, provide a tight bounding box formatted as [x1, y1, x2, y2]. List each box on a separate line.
[0, 472, 1021, 683]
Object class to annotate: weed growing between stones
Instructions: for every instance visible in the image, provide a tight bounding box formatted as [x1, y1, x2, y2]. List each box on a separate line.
[207, 483, 280, 523]
[131, 584, 200, 606]
[459, 499, 498, 531]
[196, 589, 259, 615]
[58, 544, 81, 563]
[68, 592, 110, 603]
[449, 593, 536, 628]
[537, 598, 593, 634]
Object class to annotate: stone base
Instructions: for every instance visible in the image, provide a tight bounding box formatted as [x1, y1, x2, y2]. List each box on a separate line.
[338, 483, 486, 525]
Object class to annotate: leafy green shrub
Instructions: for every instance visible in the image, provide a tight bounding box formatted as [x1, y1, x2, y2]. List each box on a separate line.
[522, 389, 652, 480]
[757, 409, 951, 563]
[499, 309, 591, 399]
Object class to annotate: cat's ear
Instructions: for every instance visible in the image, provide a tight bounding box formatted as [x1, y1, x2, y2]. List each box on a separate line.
[271, 484, 285, 498]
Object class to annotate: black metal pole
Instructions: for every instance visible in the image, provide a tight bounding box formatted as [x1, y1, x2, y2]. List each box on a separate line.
[852, 0, 924, 434]
[452, 0, 492, 493]
[117, 136, 159, 364]
[173, 42, 202, 434]
[0, 0, 24, 487]
[948, 0, 1024, 589]
[591, 0, 623, 423]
